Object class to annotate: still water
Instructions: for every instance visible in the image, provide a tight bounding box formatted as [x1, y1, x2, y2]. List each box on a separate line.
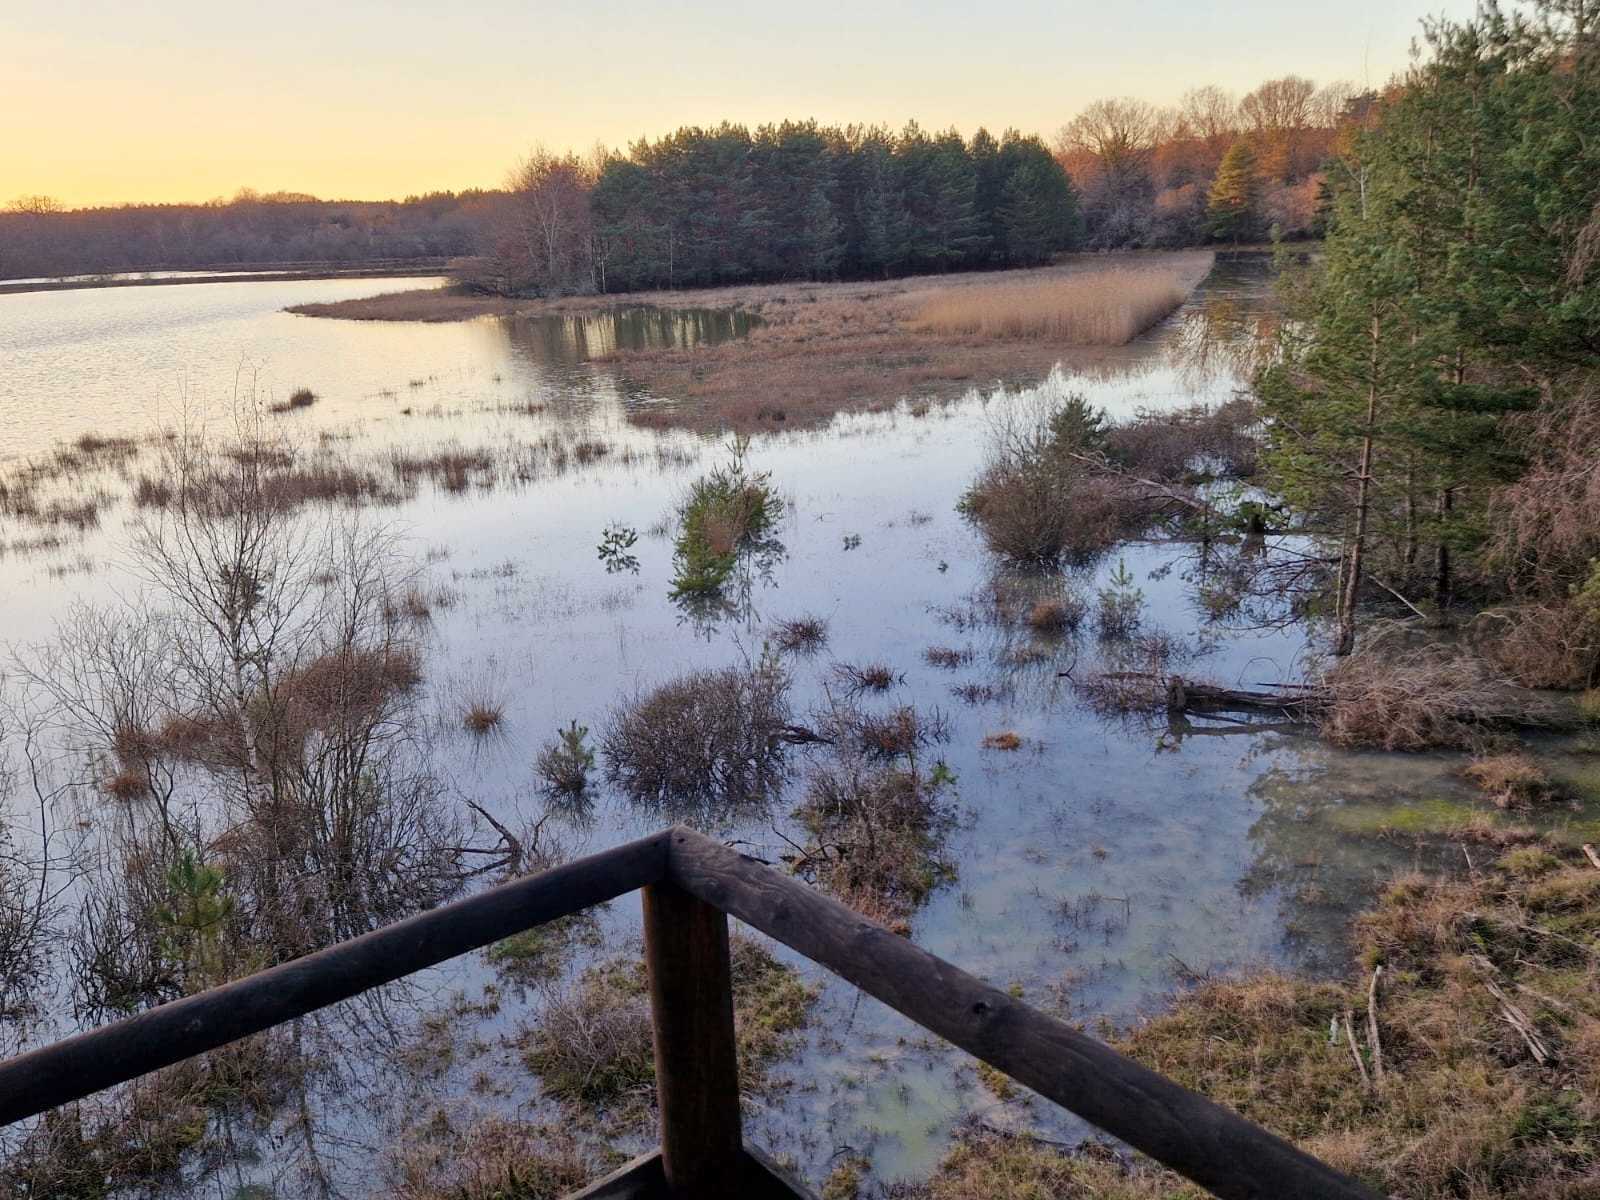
[1, 263, 1591, 1195]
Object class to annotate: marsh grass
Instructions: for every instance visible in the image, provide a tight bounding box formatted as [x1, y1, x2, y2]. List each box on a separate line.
[267, 388, 318, 414]
[521, 936, 815, 1109]
[833, 661, 902, 696]
[773, 615, 829, 655]
[1104, 851, 1600, 1198]
[911, 268, 1189, 345]
[1465, 752, 1562, 809]
[389, 1116, 602, 1200]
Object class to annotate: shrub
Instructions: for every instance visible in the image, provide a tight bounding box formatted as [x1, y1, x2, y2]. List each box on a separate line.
[536, 720, 595, 797]
[670, 442, 780, 597]
[602, 656, 791, 809]
[521, 938, 815, 1108]
[1095, 559, 1144, 641]
[924, 646, 974, 668]
[1319, 643, 1577, 751]
[521, 961, 654, 1107]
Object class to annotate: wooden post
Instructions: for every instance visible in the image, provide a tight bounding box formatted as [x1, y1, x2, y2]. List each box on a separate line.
[641, 881, 744, 1198]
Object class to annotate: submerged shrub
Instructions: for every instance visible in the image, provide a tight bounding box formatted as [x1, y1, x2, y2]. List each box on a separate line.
[602, 655, 791, 810]
[536, 719, 596, 797]
[670, 440, 780, 598]
[1095, 559, 1144, 641]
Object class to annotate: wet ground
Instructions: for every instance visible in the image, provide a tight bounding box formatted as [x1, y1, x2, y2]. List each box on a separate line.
[2, 259, 1595, 1195]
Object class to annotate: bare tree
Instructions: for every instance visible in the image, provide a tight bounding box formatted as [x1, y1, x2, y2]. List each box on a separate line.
[497, 146, 595, 296]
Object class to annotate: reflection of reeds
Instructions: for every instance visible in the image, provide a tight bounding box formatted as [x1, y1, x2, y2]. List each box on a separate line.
[911, 269, 1189, 345]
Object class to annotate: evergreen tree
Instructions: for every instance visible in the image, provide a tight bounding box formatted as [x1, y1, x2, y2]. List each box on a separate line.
[1206, 139, 1261, 243]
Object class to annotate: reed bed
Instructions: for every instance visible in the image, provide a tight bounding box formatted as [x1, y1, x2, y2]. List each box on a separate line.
[911, 268, 1189, 345]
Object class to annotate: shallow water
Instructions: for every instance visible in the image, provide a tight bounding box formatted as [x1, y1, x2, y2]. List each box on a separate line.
[1, 260, 1593, 1194]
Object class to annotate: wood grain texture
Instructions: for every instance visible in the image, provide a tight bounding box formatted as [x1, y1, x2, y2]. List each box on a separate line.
[642, 881, 744, 1197]
[664, 826, 1381, 1200]
[0, 830, 672, 1126]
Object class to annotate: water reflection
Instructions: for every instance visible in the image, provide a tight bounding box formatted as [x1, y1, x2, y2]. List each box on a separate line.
[498, 305, 760, 366]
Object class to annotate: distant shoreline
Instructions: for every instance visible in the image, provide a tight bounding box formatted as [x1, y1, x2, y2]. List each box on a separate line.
[0, 262, 450, 297]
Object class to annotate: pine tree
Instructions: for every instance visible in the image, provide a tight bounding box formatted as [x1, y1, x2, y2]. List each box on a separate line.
[1206, 139, 1261, 244]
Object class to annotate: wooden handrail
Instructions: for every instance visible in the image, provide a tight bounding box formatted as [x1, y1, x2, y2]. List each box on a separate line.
[0, 823, 1382, 1200]
[0, 829, 671, 1125]
[666, 827, 1380, 1200]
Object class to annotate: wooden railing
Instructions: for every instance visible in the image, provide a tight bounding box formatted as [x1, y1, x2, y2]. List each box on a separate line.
[0, 827, 1381, 1200]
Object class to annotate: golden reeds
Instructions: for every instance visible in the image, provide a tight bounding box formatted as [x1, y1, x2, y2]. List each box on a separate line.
[910, 268, 1189, 345]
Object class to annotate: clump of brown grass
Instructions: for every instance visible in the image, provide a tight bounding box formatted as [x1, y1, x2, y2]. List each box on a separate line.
[1319, 644, 1577, 751]
[773, 615, 829, 655]
[911, 269, 1188, 345]
[268, 388, 318, 414]
[389, 447, 495, 494]
[833, 661, 900, 695]
[1464, 752, 1561, 809]
[1027, 596, 1084, 635]
[101, 765, 149, 802]
[132, 476, 174, 508]
[981, 731, 1023, 751]
[924, 646, 974, 669]
[388, 1115, 598, 1200]
[462, 701, 504, 736]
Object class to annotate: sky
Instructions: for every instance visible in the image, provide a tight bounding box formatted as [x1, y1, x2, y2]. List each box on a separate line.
[2, 0, 1478, 209]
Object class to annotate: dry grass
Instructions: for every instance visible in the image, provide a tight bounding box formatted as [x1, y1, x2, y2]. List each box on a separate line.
[911, 268, 1188, 344]
[832, 661, 901, 696]
[461, 701, 504, 736]
[521, 937, 815, 1109]
[1320, 643, 1580, 751]
[267, 387, 317, 414]
[981, 731, 1023, 751]
[773, 615, 830, 655]
[388, 1116, 601, 1200]
[1027, 596, 1085, 635]
[1465, 752, 1562, 809]
[924, 646, 974, 669]
[1101, 851, 1600, 1199]
[295, 253, 1213, 433]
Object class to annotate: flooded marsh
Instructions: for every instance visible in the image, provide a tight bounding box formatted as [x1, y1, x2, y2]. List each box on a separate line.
[1, 259, 1595, 1197]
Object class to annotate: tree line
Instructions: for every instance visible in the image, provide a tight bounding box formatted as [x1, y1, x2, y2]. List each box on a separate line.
[475, 122, 1079, 295]
[1259, 0, 1600, 678]
[0, 190, 494, 281]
